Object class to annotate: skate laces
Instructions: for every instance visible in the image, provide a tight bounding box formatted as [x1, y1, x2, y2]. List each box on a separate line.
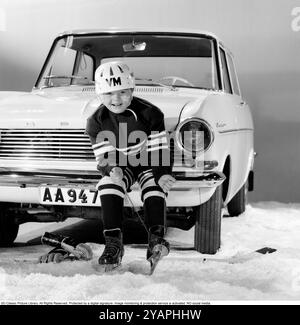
[102, 236, 123, 258]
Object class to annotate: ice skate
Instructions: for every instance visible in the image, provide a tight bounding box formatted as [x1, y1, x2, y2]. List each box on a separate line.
[98, 229, 124, 272]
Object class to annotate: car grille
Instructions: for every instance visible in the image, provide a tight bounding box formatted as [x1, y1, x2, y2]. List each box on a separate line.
[0, 129, 191, 166]
[0, 129, 94, 160]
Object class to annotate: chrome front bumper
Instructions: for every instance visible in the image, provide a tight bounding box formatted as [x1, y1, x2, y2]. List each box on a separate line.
[0, 168, 225, 207]
[0, 168, 225, 189]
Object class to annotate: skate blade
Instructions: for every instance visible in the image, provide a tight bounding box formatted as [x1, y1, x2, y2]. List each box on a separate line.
[147, 244, 169, 275]
[94, 262, 121, 273]
[104, 263, 121, 272]
[154, 244, 169, 257]
[148, 250, 162, 275]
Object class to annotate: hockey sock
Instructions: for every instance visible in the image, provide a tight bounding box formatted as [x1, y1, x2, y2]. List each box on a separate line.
[143, 196, 166, 229]
[100, 194, 124, 229]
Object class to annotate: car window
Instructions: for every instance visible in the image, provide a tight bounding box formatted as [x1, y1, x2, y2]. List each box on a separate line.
[102, 56, 218, 90]
[227, 54, 240, 96]
[73, 52, 94, 83]
[36, 34, 219, 90]
[219, 48, 232, 94]
[40, 38, 94, 88]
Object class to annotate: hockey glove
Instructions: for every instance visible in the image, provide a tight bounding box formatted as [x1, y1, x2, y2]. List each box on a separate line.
[38, 232, 93, 263]
[38, 246, 73, 263]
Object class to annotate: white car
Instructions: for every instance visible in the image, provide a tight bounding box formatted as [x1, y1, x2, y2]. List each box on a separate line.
[0, 29, 254, 254]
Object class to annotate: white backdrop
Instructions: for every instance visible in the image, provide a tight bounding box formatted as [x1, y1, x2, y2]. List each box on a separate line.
[0, 0, 300, 203]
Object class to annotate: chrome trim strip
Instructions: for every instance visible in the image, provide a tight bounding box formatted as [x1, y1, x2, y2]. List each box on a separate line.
[218, 128, 253, 134]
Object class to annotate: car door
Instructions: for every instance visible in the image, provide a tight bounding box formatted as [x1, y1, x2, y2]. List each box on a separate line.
[219, 46, 253, 194]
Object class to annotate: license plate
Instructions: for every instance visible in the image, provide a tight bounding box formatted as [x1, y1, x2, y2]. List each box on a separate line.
[40, 186, 100, 206]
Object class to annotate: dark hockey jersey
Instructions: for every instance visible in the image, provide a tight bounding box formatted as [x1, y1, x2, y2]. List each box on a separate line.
[86, 96, 172, 183]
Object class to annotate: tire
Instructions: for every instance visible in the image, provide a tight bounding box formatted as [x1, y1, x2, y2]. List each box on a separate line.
[227, 182, 247, 217]
[0, 204, 19, 246]
[194, 185, 222, 254]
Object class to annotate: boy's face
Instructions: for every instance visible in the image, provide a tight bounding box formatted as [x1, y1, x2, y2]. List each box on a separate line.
[100, 88, 133, 114]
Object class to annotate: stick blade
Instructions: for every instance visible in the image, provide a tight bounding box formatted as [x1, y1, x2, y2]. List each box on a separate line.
[255, 247, 277, 254]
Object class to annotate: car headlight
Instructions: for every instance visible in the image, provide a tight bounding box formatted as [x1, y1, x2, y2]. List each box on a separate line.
[175, 118, 214, 154]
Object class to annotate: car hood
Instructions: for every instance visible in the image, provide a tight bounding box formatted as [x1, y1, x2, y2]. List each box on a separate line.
[0, 88, 210, 130]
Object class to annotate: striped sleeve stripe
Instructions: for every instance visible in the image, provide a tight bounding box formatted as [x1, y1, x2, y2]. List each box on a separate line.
[118, 147, 142, 156]
[125, 167, 135, 180]
[123, 168, 135, 189]
[148, 131, 166, 139]
[123, 176, 129, 189]
[127, 146, 144, 156]
[93, 145, 115, 157]
[139, 174, 152, 187]
[116, 140, 146, 153]
[118, 148, 143, 156]
[146, 137, 168, 147]
[140, 175, 155, 189]
[137, 169, 153, 183]
[92, 141, 110, 150]
[115, 147, 128, 152]
[139, 172, 153, 185]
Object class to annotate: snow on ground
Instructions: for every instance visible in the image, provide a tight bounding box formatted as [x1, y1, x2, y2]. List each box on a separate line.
[0, 202, 300, 303]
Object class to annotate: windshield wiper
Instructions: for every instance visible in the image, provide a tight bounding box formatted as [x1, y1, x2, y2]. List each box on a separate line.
[43, 75, 94, 83]
[41, 75, 95, 89]
[135, 78, 177, 91]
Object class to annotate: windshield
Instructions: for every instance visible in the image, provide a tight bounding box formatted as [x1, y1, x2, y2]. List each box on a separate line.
[36, 33, 219, 90]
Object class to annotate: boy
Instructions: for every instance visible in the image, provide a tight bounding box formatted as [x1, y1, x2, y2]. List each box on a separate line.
[86, 61, 175, 270]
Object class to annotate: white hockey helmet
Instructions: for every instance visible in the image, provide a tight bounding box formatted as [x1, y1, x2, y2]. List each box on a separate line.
[95, 61, 135, 95]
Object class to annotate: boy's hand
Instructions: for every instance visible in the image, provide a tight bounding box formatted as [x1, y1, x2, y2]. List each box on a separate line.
[110, 167, 123, 183]
[158, 175, 176, 193]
